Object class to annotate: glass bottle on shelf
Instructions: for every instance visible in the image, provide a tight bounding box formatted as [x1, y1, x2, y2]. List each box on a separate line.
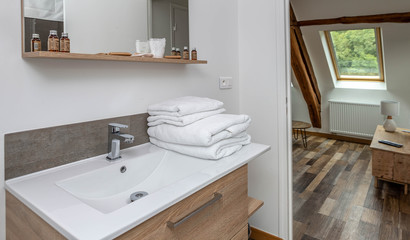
[191, 47, 197, 60]
[31, 33, 41, 52]
[48, 30, 59, 52]
[183, 46, 189, 60]
[60, 33, 70, 53]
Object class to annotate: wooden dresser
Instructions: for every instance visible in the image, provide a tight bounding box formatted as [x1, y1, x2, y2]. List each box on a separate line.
[370, 125, 410, 194]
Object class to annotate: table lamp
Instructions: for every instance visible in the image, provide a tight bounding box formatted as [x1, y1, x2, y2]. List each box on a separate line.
[380, 100, 400, 132]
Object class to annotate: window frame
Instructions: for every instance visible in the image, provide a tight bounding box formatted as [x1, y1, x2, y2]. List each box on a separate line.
[325, 27, 384, 82]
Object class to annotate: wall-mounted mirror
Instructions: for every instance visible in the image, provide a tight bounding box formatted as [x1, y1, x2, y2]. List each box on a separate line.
[23, 0, 189, 55]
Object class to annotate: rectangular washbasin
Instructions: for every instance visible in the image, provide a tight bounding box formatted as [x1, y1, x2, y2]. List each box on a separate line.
[56, 149, 216, 214]
[6, 143, 270, 240]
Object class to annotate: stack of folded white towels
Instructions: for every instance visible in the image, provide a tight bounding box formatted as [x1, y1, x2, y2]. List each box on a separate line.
[147, 96, 251, 160]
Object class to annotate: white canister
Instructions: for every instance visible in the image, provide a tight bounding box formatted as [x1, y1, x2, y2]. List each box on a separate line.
[136, 40, 150, 54]
[149, 38, 166, 58]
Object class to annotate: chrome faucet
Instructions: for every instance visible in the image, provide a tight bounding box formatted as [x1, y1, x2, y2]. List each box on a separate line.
[107, 123, 134, 161]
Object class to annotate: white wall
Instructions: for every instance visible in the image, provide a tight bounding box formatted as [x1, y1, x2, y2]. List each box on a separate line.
[238, 0, 290, 238]
[291, 0, 410, 133]
[65, 0, 148, 53]
[0, 0, 241, 238]
[1, 0, 290, 239]
[291, 23, 410, 133]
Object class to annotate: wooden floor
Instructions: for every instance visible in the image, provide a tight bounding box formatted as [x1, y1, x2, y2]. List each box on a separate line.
[293, 136, 410, 240]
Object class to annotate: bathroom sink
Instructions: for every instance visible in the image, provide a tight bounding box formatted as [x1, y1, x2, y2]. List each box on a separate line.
[6, 143, 270, 239]
[56, 149, 215, 213]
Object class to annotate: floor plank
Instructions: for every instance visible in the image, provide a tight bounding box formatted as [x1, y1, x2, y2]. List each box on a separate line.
[293, 136, 409, 240]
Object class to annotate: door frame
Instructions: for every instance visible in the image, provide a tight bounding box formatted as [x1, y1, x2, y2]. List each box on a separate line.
[169, 3, 189, 49]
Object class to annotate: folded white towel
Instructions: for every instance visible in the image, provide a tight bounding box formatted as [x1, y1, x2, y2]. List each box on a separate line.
[150, 133, 251, 160]
[148, 96, 224, 117]
[147, 114, 251, 146]
[148, 108, 226, 127]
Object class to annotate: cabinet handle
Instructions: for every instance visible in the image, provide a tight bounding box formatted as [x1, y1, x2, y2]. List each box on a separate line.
[167, 192, 222, 229]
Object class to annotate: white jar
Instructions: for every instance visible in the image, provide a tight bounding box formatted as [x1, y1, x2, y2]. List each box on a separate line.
[136, 40, 150, 54]
[149, 38, 166, 58]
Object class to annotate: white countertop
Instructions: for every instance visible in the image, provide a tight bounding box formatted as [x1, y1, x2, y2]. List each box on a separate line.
[5, 143, 270, 240]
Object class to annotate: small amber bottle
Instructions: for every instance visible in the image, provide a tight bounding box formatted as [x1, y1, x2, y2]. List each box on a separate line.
[31, 33, 41, 52]
[60, 32, 70, 53]
[191, 47, 197, 60]
[171, 47, 176, 56]
[48, 30, 59, 52]
[183, 46, 189, 60]
[176, 48, 181, 56]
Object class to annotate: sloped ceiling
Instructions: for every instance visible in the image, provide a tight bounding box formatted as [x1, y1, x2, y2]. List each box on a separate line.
[291, 0, 410, 21]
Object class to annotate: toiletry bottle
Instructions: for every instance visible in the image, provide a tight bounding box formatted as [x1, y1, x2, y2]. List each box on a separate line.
[183, 46, 189, 60]
[176, 48, 181, 56]
[171, 47, 176, 56]
[191, 47, 197, 60]
[60, 33, 70, 53]
[31, 33, 41, 52]
[48, 30, 59, 52]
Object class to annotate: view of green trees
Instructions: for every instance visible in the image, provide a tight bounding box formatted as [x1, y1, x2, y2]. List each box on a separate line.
[330, 28, 380, 77]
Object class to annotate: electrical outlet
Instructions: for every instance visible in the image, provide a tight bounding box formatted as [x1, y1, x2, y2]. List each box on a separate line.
[219, 77, 233, 89]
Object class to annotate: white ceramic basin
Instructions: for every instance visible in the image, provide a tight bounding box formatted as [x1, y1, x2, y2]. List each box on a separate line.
[57, 150, 215, 213]
[6, 143, 270, 240]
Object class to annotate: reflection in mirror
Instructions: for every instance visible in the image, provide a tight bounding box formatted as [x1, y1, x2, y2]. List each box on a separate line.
[24, 0, 64, 52]
[151, 0, 189, 55]
[23, 0, 189, 56]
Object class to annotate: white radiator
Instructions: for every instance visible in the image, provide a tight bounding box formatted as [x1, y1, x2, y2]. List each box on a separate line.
[329, 100, 382, 138]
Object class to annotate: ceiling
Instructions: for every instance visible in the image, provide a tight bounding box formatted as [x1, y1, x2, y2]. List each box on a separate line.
[291, 0, 410, 21]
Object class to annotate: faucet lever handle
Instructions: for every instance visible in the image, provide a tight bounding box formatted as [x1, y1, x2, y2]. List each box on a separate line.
[120, 134, 135, 143]
[109, 123, 129, 133]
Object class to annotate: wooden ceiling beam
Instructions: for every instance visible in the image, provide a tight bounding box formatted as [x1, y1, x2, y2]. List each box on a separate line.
[295, 12, 410, 27]
[290, 4, 322, 128]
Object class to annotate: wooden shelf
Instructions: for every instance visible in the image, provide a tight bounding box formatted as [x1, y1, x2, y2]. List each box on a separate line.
[23, 52, 207, 64]
[248, 196, 264, 218]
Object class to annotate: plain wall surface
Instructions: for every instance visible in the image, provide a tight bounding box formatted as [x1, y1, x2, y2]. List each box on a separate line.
[239, 0, 290, 238]
[291, 0, 410, 133]
[0, 0, 240, 237]
[0, 0, 290, 239]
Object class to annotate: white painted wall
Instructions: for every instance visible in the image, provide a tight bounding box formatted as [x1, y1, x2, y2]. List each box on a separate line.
[0, 0, 290, 239]
[291, 0, 410, 133]
[0, 0, 241, 238]
[65, 0, 148, 53]
[238, 0, 291, 238]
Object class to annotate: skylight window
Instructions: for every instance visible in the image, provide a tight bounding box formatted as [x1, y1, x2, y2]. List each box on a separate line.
[325, 28, 384, 81]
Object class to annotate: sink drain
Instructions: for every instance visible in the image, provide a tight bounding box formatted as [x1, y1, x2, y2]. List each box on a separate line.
[130, 191, 148, 202]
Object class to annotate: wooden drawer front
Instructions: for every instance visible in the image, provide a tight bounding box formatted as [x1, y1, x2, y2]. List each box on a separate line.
[6, 192, 66, 240]
[117, 165, 248, 240]
[394, 154, 410, 183]
[230, 224, 248, 240]
[372, 150, 394, 180]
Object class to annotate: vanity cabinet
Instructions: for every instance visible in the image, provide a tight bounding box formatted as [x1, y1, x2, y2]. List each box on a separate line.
[7, 164, 261, 240]
[117, 165, 248, 240]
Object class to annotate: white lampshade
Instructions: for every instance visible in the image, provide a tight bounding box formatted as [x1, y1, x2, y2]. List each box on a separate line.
[380, 100, 399, 116]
